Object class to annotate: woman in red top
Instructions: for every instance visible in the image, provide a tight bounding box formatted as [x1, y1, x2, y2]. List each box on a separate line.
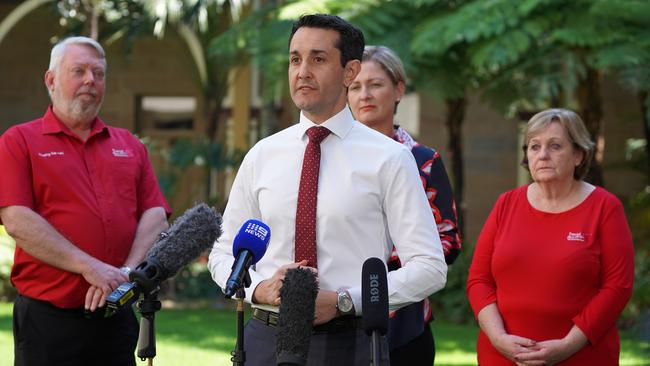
[467, 108, 634, 365]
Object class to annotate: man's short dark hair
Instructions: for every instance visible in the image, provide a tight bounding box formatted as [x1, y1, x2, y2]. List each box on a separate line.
[289, 14, 365, 68]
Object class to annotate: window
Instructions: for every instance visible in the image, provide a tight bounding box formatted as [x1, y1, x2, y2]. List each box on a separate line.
[136, 96, 196, 137]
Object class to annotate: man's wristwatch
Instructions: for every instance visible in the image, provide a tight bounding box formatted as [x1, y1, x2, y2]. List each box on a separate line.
[336, 289, 355, 316]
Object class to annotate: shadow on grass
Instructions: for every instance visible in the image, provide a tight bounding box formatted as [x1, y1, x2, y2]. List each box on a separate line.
[0, 300, 241, 354]
[0, 312, 11, 332]
[1, 302, 649, 365]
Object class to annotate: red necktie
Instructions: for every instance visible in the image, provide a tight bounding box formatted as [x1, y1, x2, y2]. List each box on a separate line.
[295, 126, 331, 268]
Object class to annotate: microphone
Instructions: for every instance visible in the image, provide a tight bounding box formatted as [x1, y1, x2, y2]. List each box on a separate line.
[106, 203, 222, 312]
[362, 257, 388, 366]
[276, 268, 319, 366]
[223, 219, 271, 298]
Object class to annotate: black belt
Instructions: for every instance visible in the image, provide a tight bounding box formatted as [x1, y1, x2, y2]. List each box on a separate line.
[252, 308, 362, 334]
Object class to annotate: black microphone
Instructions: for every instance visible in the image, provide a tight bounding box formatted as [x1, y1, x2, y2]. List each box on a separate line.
[362, 257, 389, 366]
[276, 268, 319, 366]
[106, 203, 222, 312]
[224, 219, 271, 298]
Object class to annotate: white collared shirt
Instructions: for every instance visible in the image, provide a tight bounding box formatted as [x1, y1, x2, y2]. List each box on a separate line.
[208, 107, 447, 313]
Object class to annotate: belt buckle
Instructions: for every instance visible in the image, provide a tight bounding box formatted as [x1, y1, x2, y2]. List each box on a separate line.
[268, 312, 279, 326]
[254, 308, 278, 327]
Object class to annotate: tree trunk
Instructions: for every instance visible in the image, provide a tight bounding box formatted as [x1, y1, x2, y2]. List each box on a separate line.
[90, 5, 99, 40]
[81, 0, 99, 40]
[640, 91, 650, 184]
[445, 97, 467, 238]
[204, 90, 226, 202]
[575, 66, 605, 186]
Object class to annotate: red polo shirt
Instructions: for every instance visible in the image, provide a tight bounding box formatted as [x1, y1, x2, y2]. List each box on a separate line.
[0, 107, 171, 308]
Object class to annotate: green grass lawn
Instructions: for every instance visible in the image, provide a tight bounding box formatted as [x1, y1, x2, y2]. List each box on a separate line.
[0, 301, 648, 365]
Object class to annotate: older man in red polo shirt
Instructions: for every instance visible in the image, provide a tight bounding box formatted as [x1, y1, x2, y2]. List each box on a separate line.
[0, 36, 171, 366]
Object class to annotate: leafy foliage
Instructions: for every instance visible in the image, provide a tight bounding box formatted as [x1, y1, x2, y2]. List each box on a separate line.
[142, 136, 242, 205]
[207, 3, 294, 101]
[0, 227, 16, 301]
[401, 0, 650, 116]
[430, 249, 473, 324]
[53, 0, 154, 50]
[160, 261, 219, 301]
[622, 187, 650, 325]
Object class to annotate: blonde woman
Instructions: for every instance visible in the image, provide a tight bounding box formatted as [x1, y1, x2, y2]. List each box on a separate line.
[349, 45, 461, 365]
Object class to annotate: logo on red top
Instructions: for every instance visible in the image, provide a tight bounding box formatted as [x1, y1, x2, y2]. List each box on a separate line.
[38, 151, 64, 158]
[112, 148, 133, 158]
[566, 232, 586, 242]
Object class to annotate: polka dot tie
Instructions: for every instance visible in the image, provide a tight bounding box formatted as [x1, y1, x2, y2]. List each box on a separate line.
[295, 126, 331, 268]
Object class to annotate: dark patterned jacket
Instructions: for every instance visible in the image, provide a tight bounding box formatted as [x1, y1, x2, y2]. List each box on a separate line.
[387, 126, 461, 349]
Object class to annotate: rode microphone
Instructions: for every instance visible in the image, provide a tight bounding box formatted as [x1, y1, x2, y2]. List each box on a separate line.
[362, 257, 389, 366]
[106, 203, 222, 313]
[224, 219, 271, 298]
[276, 268, 319, 366]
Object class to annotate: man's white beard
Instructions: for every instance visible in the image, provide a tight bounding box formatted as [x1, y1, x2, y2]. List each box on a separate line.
[69, 94, 102, 122]
[52, 85, 103, 124]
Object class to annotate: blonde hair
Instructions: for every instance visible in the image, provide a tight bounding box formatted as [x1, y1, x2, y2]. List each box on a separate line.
[521, 108, 595, 180]
[362, 45, 406, 86]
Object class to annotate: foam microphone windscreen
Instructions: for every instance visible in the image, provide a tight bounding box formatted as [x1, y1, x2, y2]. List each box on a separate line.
[362, 257, 389, 336]
[146, 203, 222, 278]
[276, 268, 319, 366]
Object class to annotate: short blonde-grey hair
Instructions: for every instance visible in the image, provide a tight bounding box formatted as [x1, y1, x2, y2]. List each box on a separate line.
[362, 45, 406, 86]
[49, 36, 106, 73]
[521, 108, 595, 180]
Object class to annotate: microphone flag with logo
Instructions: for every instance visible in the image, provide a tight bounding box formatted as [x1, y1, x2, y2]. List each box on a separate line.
[224, 219, 271, 298]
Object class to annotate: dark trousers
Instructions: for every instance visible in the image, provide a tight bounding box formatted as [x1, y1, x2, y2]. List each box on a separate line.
[13, 294, 139, 366]
[389, 325, 435, 366]
[243, 317, 390, 366]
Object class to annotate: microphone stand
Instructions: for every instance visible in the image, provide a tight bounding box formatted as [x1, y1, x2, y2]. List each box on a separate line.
[137, 287, 162, 366]
[130, 263, 165, 366]
[230, 272, 250, 366]
[369, 331, 381, 366]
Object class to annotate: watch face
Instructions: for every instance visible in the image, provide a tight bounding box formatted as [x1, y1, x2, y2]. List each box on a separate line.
[338, 293, 353, 313]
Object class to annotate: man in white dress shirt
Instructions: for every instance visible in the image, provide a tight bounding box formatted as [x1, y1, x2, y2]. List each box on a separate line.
[208, 14, 447, 365]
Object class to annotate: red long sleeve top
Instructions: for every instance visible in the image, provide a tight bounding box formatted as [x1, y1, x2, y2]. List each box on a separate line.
[467, 185, 634, 365]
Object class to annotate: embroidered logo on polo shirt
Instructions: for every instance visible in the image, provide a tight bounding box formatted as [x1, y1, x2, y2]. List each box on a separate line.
[38, 151, 64, 158]
[567, 232, 586, 242]
[112, 148, 133, 158]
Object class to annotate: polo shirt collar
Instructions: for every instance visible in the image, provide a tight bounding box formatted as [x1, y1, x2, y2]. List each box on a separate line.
[42, 105, 109, 139]
[297, 106, 354, 140]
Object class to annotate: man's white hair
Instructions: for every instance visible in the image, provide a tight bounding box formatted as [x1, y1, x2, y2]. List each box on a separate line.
[48, 36, 106, 72]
